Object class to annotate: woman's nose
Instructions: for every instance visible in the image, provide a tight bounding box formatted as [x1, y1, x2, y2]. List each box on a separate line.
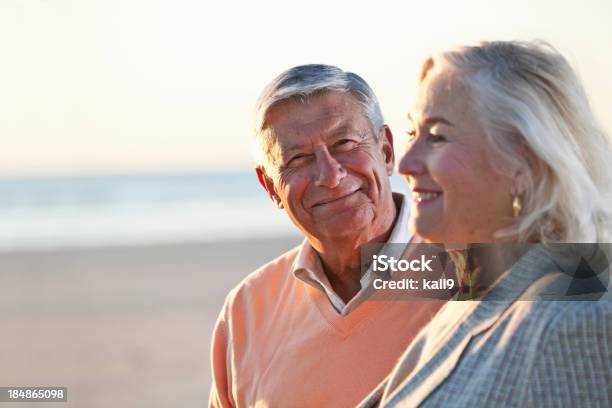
[397, 142, 426, 177]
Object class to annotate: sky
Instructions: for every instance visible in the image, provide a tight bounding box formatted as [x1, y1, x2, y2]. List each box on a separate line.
[1, 0, 611, 177]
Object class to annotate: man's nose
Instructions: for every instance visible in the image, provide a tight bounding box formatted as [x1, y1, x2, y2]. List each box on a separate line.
[314, 148, 346, 188]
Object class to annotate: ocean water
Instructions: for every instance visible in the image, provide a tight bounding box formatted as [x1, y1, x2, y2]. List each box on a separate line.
[0, 171, 410, 250]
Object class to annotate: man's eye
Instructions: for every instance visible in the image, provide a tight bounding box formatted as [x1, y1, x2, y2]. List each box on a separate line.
[334, 139, 357, 150]
[406, 130, 417, 142]
[287, 154, 309, 166]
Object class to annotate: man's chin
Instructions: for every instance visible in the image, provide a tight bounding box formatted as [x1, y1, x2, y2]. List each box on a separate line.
[313, 208, 374, 239]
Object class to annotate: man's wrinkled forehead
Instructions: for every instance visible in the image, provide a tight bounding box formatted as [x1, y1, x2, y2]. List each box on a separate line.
[262, 95, 368, 160]
[266, 109, 356, 145]
[264, 91, 359, 126]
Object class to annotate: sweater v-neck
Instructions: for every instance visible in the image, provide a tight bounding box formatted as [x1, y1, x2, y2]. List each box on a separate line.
[304, 280, 404, 337]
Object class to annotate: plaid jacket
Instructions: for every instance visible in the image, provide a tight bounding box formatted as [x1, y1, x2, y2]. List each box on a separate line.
[359, 245, 612, 408]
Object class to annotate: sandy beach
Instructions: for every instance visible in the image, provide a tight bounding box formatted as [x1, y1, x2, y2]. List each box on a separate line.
[0, 236, 302, 407]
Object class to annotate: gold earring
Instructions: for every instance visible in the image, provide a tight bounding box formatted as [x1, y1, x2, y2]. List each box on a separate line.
[512, 195, 522, 218]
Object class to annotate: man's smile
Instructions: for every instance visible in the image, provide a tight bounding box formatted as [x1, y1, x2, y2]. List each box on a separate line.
[311, 188, 362, 208]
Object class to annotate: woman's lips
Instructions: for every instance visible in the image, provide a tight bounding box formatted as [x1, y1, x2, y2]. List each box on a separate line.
[412, 189, 442, 206]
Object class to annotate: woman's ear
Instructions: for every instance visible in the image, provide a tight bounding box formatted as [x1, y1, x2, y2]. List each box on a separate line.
[512, 167, 530, 197]
[256, 166, 284, 209]
[513, 141, 543, 195]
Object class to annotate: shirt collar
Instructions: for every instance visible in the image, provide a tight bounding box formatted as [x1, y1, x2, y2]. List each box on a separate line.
[292, 192, 411, 311]
[385, 192, 411, 244]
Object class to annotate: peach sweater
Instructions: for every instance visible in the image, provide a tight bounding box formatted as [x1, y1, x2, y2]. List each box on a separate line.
[209, 245, 443, 407]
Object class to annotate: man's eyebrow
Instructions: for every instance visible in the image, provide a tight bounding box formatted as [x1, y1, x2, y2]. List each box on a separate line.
[281, 143, 306, 156]
[279, 124, 359, 156]
[327, 125, 366, 143]
[407, 113, 454, 127]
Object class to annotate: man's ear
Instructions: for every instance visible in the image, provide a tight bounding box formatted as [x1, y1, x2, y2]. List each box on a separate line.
[379, 125, 395, 176]
[255, 166, 284, 209]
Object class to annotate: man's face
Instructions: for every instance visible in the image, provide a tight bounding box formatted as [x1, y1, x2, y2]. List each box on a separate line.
[257, 91, 396, 243]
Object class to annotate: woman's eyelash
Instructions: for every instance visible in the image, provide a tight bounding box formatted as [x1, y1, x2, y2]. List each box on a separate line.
[405, 130, 446, 144]
[430, 133, 447, 142]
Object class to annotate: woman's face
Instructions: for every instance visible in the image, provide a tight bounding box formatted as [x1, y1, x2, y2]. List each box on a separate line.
[398, 70, 515, 243]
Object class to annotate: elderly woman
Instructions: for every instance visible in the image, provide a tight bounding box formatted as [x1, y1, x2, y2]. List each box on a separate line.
[360, 41, 612, 407]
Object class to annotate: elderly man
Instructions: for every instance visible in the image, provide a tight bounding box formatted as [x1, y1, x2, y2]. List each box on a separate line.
[209, 65, 443, 407]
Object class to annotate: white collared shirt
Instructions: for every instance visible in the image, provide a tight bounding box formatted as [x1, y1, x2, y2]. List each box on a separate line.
[293, 192, 411, 315]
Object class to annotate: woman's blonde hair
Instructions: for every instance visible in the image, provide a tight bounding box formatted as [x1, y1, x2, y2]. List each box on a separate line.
[421, 41, 612, 243]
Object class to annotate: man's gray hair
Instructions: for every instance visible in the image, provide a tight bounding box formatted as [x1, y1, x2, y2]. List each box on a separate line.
[421, 40, 612, 242]
[252, 64, 384, 168]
